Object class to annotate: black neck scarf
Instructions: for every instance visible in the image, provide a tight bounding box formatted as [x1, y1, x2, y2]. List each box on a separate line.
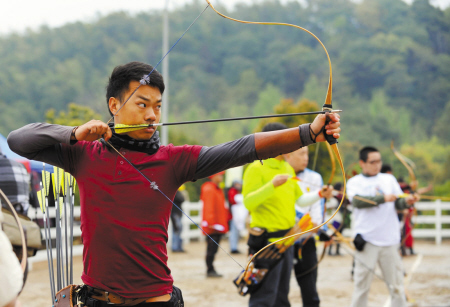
[104, 123, 160, 155]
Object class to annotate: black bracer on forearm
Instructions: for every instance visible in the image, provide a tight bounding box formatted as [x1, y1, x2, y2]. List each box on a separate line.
[352, 195, 385, 209]
[394, 197, 409, 210]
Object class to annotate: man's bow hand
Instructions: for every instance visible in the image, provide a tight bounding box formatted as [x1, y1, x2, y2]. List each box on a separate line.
[319, 185, 334, 199]
[310, 113, 340, 143]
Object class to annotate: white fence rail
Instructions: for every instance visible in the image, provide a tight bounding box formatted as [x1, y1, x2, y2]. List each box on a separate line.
[412, 201, 450, 244]
[26, 200, 449, 264]
[175, 201, 204, 243]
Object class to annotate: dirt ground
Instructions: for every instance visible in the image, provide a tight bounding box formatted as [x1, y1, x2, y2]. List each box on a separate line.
[19, 239, 450, 307]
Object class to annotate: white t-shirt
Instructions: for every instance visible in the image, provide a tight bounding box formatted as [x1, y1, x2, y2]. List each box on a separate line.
[296, 168, 325, 226]
[347, 173, 403, 246]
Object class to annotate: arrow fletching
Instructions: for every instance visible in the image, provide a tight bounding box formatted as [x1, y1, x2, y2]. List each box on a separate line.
[58, 167, 66, 196]
[114, 124, 150, 134]
[64, 173, 71, 197]
[37, 190, 45, 213]
[42, 171, 51, 197]
[52, 168, 60, 197]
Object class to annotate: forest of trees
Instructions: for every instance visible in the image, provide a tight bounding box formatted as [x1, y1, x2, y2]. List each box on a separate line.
[0, 0, 449, 195]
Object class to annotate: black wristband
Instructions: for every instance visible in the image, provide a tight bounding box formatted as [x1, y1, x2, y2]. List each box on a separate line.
[298, 124, 314, 147]
[71, 126, 78, 141]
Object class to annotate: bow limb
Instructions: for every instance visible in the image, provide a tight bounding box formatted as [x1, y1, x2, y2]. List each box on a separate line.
[295, 240, 328, 279]
[205, 0, 333, 109]
[391, 140, 417, 184]
[391, 141, 420, 254]
[294, 217, 354, 279]
[0, 188, 27, 273]
[328, 223, 354, 251]
[325, 142, 336, 185]
[205, 0, 346, 277]
[417, 195, 450, 201]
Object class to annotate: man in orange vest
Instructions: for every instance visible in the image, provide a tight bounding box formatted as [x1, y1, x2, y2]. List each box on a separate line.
[200, 171, 229, 277]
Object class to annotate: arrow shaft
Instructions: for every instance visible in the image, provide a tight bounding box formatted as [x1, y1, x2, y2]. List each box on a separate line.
[152, 110, 342, 127]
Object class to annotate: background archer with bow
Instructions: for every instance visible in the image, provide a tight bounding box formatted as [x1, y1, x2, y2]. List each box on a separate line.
[8, 61, 341, 306]
[346, 146, 419, 307]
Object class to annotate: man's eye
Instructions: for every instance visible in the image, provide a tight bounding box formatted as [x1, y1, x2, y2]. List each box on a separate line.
[156, 105, 162, 110]
[138, 103, 146, 108]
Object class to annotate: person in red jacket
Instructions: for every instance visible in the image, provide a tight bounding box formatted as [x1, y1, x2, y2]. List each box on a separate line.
[200, 171, 229, 277]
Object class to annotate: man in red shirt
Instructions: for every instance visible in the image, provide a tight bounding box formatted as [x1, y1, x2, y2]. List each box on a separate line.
[200, 171, 228, 277]
[8, 61, 341, 306]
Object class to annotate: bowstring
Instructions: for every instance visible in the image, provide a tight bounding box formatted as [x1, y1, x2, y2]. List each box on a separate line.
[203, 0, 346, 280]
[105, 140, 245, 270]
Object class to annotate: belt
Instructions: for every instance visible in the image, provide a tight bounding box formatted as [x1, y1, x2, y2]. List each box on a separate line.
[267, 228, 291, 238]
[86, 286, 171, 306]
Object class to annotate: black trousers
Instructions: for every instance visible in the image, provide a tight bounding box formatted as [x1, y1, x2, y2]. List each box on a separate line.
[294, 238, 320, 307]
[249, 246, 294, 307]
[83, 286, 184, 307]
[206, 233, 222, 272]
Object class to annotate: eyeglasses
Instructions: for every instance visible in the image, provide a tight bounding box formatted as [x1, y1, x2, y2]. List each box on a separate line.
[366, 159, 382, 165]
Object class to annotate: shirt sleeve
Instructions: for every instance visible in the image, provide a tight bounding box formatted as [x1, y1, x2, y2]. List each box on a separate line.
[352, 195, 384, 208]
[296, 191, 321, 208]
[7, 123, 74, 169]
[194, 135, 258, 180]
[242, 164, 275, 211]
[310, 173, 325, 225]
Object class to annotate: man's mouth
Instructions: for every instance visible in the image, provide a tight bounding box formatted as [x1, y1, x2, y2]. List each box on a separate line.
[144, 125, 155, 132]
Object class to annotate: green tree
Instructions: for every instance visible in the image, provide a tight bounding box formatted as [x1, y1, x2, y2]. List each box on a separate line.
[45, 103, 103, 126]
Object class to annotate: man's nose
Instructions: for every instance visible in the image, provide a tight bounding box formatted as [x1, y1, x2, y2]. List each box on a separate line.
[145, 108, 156, 121]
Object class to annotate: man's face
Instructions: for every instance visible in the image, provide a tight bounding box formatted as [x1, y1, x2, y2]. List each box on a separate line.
[285, 147, 309, 173]
[211, 174, 224, 185]
[360, 151, 382, 176]
[109, 80, 162, 140]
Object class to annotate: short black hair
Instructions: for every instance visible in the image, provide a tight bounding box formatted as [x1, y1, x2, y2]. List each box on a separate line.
[333, 182, 342, 191]
[106, 62, 165, 116]
[359, 146, 379, 162]
[262, 122, 288, 132]
[381, 164, 392, 173]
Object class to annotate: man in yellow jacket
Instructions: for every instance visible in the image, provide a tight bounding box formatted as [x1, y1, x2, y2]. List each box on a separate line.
[243, 122, 315, 307]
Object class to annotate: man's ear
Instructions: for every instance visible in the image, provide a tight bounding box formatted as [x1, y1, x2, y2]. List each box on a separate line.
[109, 97, 120, 114]
[358, 160, 364, 169]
